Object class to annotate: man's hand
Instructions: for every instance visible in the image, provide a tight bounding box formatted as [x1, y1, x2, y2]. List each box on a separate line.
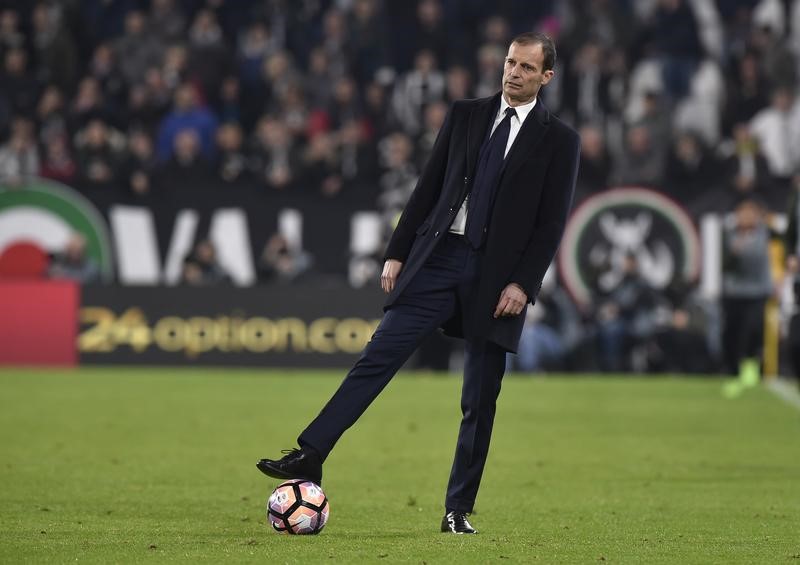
[381, 259, 403, 293]
[493, 283, 527, 318]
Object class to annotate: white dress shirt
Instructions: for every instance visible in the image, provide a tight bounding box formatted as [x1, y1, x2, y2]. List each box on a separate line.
[449, 96, 537, 234]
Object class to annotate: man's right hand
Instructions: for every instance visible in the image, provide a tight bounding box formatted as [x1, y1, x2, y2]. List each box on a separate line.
[381, 260, 403, 293]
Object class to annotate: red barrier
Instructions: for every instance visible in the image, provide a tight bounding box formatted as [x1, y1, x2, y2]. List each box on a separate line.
[0, 280, 79, 366]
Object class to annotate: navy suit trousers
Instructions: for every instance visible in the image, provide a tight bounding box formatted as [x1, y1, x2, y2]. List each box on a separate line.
[298, 233, 507, 512]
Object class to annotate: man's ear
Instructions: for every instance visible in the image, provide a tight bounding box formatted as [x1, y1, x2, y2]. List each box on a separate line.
[541, 69, 555, 85]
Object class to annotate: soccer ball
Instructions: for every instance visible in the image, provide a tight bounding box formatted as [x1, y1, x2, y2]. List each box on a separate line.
[267, 479, 330, 535]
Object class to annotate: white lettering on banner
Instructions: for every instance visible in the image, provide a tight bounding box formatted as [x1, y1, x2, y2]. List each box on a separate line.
[108, 205, 385, 286]
[278, 208, 303, 251]
[348, 211, 383, 288]
[110, 206, 161, 284]
[164, 209, 199, 285]
[112, 207, 255, 285]
[209, 208, 256, 285]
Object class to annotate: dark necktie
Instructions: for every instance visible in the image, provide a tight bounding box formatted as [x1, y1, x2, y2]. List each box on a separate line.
[465, 106, 516, 249]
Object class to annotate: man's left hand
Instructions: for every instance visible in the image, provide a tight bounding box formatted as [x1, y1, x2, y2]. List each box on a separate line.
[493, 283, 527, 318]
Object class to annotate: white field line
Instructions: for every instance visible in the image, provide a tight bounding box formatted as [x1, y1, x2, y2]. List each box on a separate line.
[766, 379, 800, 412]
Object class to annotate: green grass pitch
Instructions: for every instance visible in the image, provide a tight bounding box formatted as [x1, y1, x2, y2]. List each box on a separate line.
[1, 368, 799, 564]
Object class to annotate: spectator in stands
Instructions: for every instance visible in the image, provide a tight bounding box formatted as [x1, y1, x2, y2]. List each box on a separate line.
[445, 65, 472, 103]
[213, 76, 242, 126]
[649, 0, 703, 101]
[302, 133, 343, 198]
[375, 130, 417, 233]
[0, 9, 25, 59]
[89, 43, 126, 112]
[39, 134, 76, 184]
[391, 49, 445, 136]
[143, 67, 173, 113]
[576, 124, 611, 198]
[721, 199, 774, 377]
[124, 129, 157, 197]
[275, 84, 309, 140]
[123, 83, 163, 135]
[1, 48, 40, 117]
[248, 115, 298, 191]
[325, 76, 363, 132]
[416, 100, 447, 172]
[337, 118, 377, 186]
[749, 86, 798, 184]
[159, 128, 213, 189]
[637, 90, 672, 155]
[594, 253, 660, 372]
[180, 239, 231, 285]
[255, 51, 300, 117]
[75, 118, 124, 190]
[80, 0, 139, 45]
[319, 8, 350, 81]
[481, 15, 512, 52]
[148, 0, 186, 43]
[363, 81, 390, 140]
[160, 44, 189, 90]
[31, 2, 78, 93]
[186, 9, 230, 96]
[48, 232, 99, 283]
[257, 233, 313, 283]
[157, 83, 218, 161]
[35, 85, 67, 146]
[114, 10, 163, 87]
[613, 125, 666, 187]
[69, 77, 110, 132]
[664, 131, 719, 204]
[749, 18, 796, 89]
[0, 116, 40, 186]
[712, 123, 772, 212]
[348, 0, 389, 87]
[303, 47, 336, 111]
[561, 40, 611, 127]
[238, 21, 278, 88]
[216, 122, 248, 184]
[651, 278, 714, 373]
[722, 51, 769, 136]
[414, 0, 449, 67]
[563, 0, 631, 49]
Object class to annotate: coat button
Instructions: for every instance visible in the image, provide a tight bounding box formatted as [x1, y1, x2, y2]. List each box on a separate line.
[434, 231, 440, 237]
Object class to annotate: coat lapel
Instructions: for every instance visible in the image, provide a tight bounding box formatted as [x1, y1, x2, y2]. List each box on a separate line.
[466, 93, 501, 179]
[500, 100, 550, 182]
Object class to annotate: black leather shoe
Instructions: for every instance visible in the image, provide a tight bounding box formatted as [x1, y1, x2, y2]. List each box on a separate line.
[256, 448, 323, 485]
[441, 511, 478, 534]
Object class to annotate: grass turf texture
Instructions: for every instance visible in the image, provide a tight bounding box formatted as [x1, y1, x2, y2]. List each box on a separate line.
[1, 369, 799, 564]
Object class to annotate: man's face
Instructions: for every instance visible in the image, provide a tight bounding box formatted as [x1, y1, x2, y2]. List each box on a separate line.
[502, 42, 553, 105]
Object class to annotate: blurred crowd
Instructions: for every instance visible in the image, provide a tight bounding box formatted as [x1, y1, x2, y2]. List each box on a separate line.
[3, 0, 800, 214]
[2, 0, 800, 376]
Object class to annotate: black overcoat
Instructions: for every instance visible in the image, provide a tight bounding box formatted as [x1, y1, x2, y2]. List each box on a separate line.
[384, 92, 580, 352]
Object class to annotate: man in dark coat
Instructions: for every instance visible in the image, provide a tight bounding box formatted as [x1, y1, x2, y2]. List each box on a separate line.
[257, 32, 580, 534]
